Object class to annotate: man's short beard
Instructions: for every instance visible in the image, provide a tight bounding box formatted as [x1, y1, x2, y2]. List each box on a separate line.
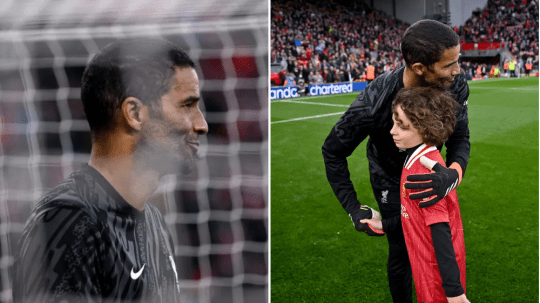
[178, 148, 197, 175]
[136, 120, 197, 176]
[419, 67, 452, 89]
[418, 72, 440, 88]
[418, 77, 432, 89]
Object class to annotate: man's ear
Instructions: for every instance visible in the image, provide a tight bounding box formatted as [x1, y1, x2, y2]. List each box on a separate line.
[120, 97, 148, 132]
[411, 62, 426, 76]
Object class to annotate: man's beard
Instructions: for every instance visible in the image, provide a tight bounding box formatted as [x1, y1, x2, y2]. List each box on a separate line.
[137, 122, 197, 176]
[419, 70, 453, 89]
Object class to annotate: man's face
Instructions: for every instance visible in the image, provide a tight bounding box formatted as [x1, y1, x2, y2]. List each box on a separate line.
[390, 105, 423, 149]
[139, 67, 208, 175]
[420, 45, 461, 89]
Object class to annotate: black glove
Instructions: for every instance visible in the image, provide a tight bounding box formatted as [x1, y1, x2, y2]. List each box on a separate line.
[404, 156, 459, 208]
[349, 205, 385, 236]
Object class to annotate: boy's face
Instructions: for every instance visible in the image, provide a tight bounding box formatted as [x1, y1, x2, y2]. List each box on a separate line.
[390, 105, 423, 149]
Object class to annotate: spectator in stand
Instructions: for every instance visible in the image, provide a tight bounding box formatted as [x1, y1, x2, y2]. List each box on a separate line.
[279, 68, 288, 85]
[327, 66, 336, 83]
[308, 71, 316, 84]
[284, 72, 296, 86]
[300, 64, 310, 81]
[351, 67, 361, 81]
[271, 50, 278, 64]
[292, 65, 300, 82]
[315, 71, 324, 85]
[338, 69, 347, 82]
[279, 50, 288, 71]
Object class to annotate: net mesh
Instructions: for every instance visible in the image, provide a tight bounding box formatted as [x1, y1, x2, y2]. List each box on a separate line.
[0, 1, 268, 302]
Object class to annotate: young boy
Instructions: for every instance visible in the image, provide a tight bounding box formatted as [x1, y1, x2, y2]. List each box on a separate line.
[362, 87, 470, 303]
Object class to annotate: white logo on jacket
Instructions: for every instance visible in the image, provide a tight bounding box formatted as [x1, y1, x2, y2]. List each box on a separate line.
[381, 190, 388, 203]
[170, 255, 181, 293]
[130, 264, 145, 280]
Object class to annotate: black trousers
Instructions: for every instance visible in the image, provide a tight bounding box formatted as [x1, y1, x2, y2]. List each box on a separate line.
[373, 188, 413, 303]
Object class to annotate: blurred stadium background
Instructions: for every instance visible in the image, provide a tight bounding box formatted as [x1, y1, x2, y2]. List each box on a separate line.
[271, 0, 538, 302]
[0, 1, 268, 303]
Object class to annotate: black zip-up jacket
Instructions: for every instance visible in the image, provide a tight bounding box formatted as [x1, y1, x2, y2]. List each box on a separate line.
[13, 165, 181, 303]
[322, 66, 470, 214]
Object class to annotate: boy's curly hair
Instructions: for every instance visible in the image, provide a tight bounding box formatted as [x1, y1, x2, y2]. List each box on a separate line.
[392, 87, 460, 146]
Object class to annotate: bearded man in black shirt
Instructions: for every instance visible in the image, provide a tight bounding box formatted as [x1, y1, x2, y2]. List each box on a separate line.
[13, 38, 208, 303]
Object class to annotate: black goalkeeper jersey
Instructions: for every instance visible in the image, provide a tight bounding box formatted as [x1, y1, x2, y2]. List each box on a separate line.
[322, 66, 470, 214]
[13, 165, 181, 303]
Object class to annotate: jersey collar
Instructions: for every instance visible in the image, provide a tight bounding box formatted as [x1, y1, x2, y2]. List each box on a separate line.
[404, 143, 437, 170]
[82, 164, 146, 219]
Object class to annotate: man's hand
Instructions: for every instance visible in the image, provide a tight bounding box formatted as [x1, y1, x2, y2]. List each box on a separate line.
[447, 294, 471, 303]
[360, 209, 383, 232]
[349, 206, 385, 236]
[404, 156, 461, 208]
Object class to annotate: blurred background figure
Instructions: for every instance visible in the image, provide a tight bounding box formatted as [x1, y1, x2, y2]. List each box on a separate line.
[0, 1, 268, 302]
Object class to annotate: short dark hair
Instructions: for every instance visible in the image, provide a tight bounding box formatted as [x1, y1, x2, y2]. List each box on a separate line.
[392, 87, 459, 146]
[81, 38, 195, 135]
[401, 19, 459, 68]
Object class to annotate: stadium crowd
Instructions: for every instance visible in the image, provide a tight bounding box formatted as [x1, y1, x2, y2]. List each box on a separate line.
[271, 0, 408, 85]
[271, 0, 538, 86]
[456, 0, 538, 68]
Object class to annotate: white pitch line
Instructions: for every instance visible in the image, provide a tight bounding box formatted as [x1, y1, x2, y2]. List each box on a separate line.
[271, 112, 344, 124]
[469, 86, 538, 91]
[507, 87, 539, 90]
[271, 99, 350, 107]
[467, 77, 531, 83]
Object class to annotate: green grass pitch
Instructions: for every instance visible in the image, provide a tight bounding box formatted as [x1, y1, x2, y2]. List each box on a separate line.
[270, 77, 539, 302]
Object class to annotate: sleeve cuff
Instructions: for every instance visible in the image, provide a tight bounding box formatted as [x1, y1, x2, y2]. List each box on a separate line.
[445, 286, 464, 298]
[449, 162, 463, 185]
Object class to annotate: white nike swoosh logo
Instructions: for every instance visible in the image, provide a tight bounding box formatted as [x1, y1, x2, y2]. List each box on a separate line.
[130, 264, 145, 280]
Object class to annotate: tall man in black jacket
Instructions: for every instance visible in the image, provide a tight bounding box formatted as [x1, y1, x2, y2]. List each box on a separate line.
[322, 20, 470, 303]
